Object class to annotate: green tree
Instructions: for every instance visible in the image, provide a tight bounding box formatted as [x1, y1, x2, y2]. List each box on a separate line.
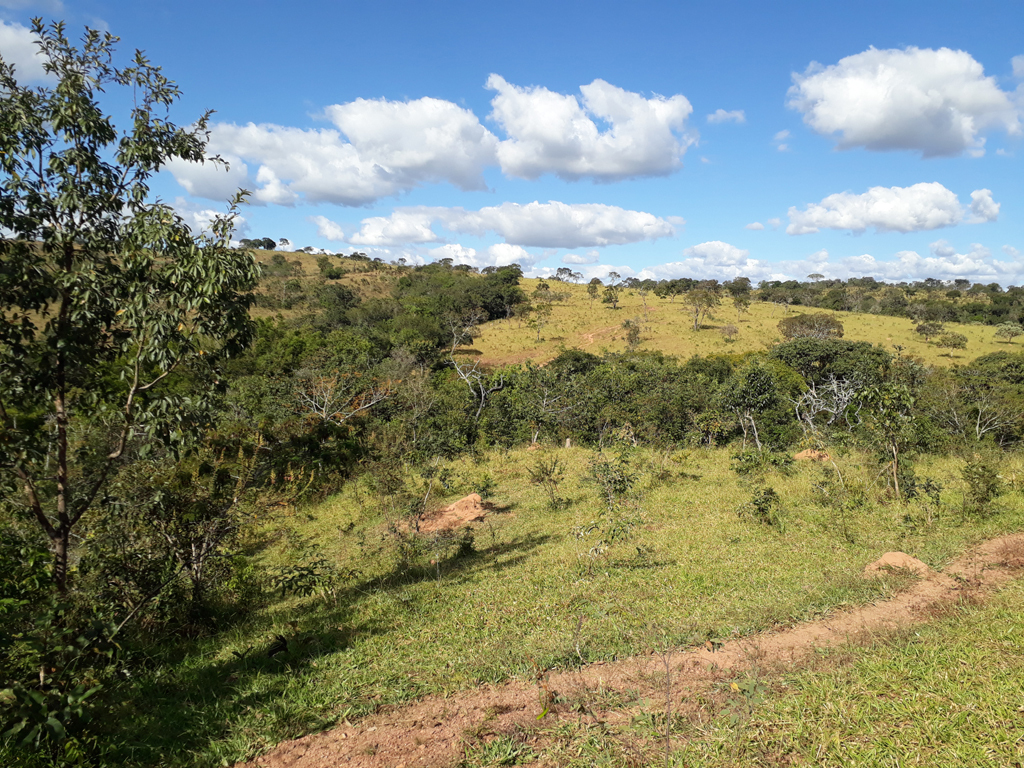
[995, 322, 1023, 344]
[778, 312, 844, 340]
[915, 321, 944, 342]
[0, 22, 260, 592]
[937, 332, 968, 356]
[683, 288, 720, 331]
[601, 272, 622, 310]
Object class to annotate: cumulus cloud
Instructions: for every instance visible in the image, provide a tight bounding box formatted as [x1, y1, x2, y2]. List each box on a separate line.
[745, 222, 765, 230]
[428, 242, 541, 269]
[968, 188, 1000, 223]
[169, 97, 497, 207]
[787, 182, 997, 235]
[340, 201, 677, 250]
[172, 198, 248, 238]
[0, 20, 50, 82]
[1003, 245, 1021, 259]
[707, 109, 745, 124]
[438, 200, 677, 248]
[788, 46, 1021, 157]
[563, 251, 599, 265]
[766, 218, 782, 229]
[841, 241, 1005, 281]
[347, 211, 440, 246]
[683, 241, 750, 266]
[310, 215, 346, 242]
[487, 74, 695, 181]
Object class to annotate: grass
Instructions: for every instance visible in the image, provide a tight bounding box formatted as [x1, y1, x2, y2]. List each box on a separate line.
[473, 281, 1016, 368]
[115, 444, 1024, 765]
[669, 578, 1024, 767]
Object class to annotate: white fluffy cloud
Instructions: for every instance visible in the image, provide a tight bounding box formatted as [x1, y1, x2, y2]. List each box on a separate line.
[787, 182, 997, 235]
[842, 241, 1008, 281]
[428, 242, 541, 269]
[172, 198, 248, 238]
[707, 109, 745, 124]
[487, 74, 695, 181]
[788, 46, 1021, 157]
[347, 211, 440, 247]
[563, 251, 600, 265]
[0, 20, 50, 82]
[745, 222, 765, 230]
[341, 201, 677, 250]
[439, 201, 678, 248]
[309, 215, 346, 242]
[169, 97, 496, 207]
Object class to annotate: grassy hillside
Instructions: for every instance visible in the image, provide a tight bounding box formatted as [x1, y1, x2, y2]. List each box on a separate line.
[119, 444, 1024, 764]
[473, 280, 1017, 368]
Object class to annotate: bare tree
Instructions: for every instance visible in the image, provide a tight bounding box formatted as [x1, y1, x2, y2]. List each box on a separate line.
[446, 313, 505, 424]
[793, 377, 861, 435]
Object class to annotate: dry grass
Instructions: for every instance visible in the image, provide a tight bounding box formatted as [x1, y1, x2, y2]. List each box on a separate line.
[473, 280, 1015, 367]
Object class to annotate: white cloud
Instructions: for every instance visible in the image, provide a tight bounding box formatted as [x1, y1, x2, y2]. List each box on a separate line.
[439, 200, 677, 248]
[774, 129, 791, 141]
[562, 252, 599, 264]
[1003, 245, 1021, 259]
[310, 215, 345, 242]
[169, 96, 497, 207]
[842, 242, 1004, 281]
[787, 182, 996, 235]
[172, 197, 248, 238]
[683, 241, 750, 266]
[968, 188, 1000, 223]
[0, 20, 50, 82]
[487, 74, 695, 181]
[1012, 55, 1024, 80]
[745, 222, 765, 230]
[766, 218, 782, 229]
[428, 242, 541, 269]
[348, 211, 440, 246]
[707, 109, 745, 124]
[788, 46, 1021, 157]
[342, 201, 677, 250]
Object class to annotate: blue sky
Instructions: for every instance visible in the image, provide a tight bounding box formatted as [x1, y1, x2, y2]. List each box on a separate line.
[3, 0, 1023, 284]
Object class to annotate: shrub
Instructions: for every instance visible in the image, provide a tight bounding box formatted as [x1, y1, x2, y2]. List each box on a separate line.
[778, 313, 844, 340]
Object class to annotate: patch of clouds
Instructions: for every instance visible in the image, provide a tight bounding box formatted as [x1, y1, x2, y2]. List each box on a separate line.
[766, 218, 782, 229]
[787, 182, 997, 235]
[788, 46, 1021, 157]
[841, 241, 1003, 281]
[487, 74, 695, 181]
[338, 201, 678, 250]
[309, 215, 346, 242]
[707, 109, 745, 124]
[773, 129, 790, 151]
[968, 189, 1000, 223]
[439, 201, 677, 248]
[169, 96, 497, 207]
[745, 222, 765, 230]
[172, 197, 248, 238]
[562, 251, 600, 265]
[428, 242, 542, 270]
[1003, 245, 1022, 259]
[0, 20, 50, 82]
[1013, 55, 1024, 80]
[347, 211, 441, 247]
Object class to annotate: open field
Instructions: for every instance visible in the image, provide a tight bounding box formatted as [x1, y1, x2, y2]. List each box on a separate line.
[114, 444, 1024, 765]
[473, 280, 1017, 368]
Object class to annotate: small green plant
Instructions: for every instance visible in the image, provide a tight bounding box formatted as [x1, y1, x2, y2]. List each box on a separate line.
[722, 674, 768, 726]
[961, 455, 1002, 517]
[736, 485, 784, 529]
[731, 450, 793, 476]
[528, 456, 570, 510]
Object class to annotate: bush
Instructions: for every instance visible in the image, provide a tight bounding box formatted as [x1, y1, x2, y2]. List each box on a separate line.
[778, 313, 844, 340]
[737, 485, 784, 529]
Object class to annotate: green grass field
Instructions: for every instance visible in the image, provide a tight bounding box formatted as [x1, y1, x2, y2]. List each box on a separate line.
[119, 444, 1024, 765]
[473, 281, 1016, 368]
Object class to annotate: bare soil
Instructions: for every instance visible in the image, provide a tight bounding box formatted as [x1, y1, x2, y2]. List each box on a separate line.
[238, 533, 1024, 768]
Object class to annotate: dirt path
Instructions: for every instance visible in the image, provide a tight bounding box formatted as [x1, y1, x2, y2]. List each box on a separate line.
[238, 534, 1024, 768]
[578, 324, 620, 348]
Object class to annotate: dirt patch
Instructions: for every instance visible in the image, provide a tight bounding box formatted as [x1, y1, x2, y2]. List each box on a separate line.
[863, 551, 933, 578]
[237, 533, 1024, 768]
[414, 494, 489, 534]
[794, 448, 831, 461]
